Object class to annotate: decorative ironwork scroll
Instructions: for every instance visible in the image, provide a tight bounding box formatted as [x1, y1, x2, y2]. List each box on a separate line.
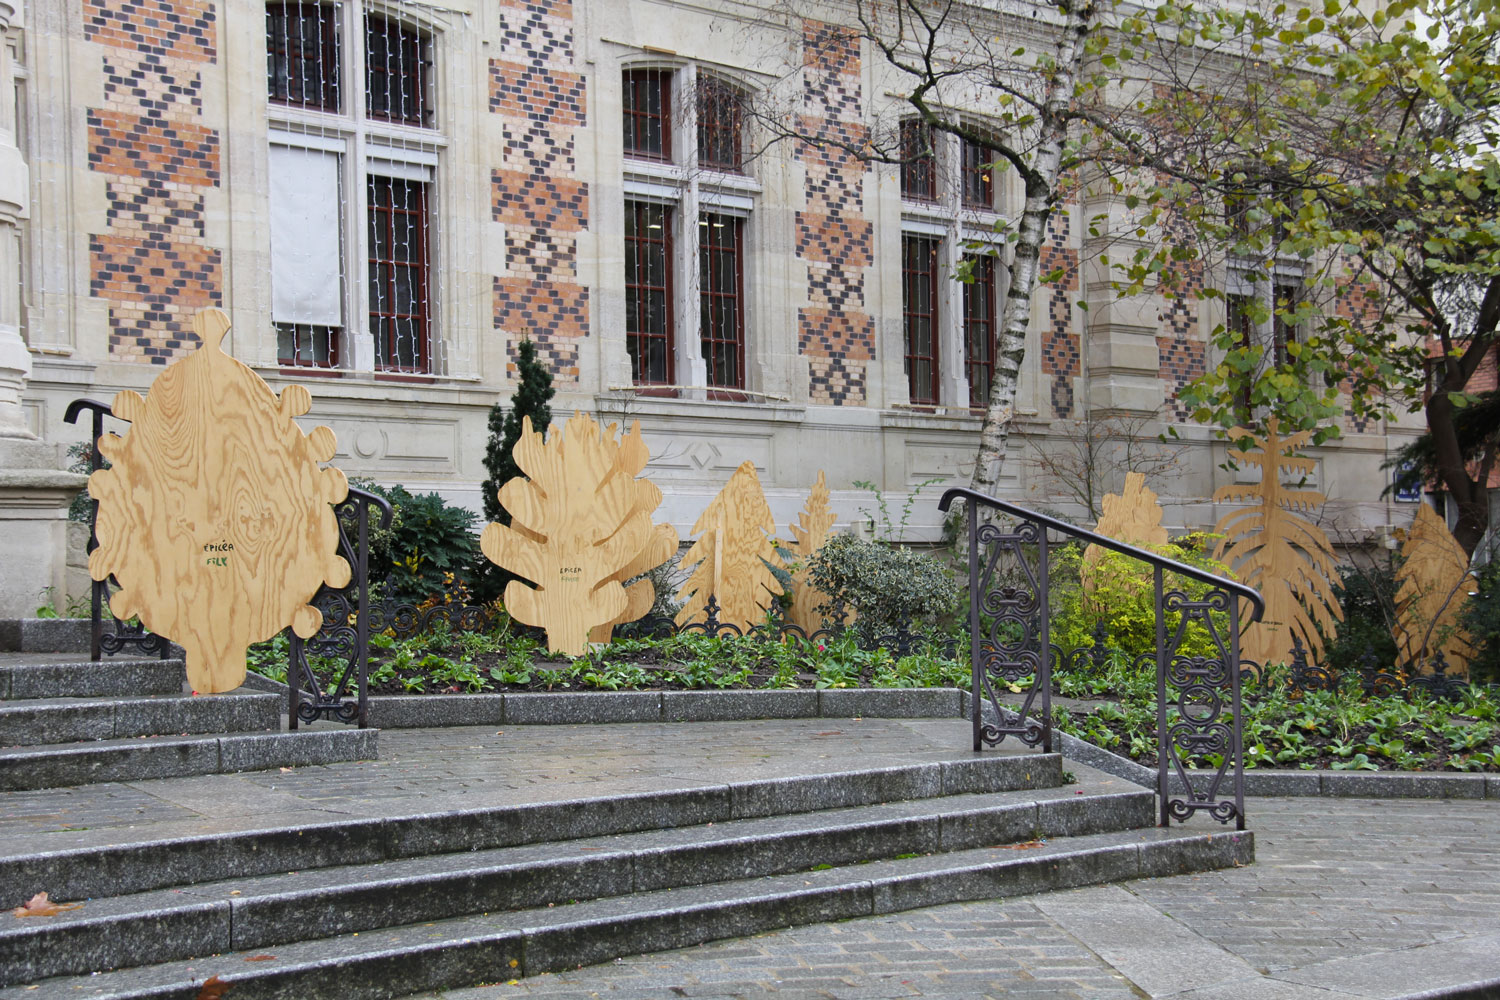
[970, 517, 1051, 751]
[287, 487, 392, 729]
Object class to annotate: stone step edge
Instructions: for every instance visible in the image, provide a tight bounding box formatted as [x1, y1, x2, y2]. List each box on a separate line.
[0, 728, 377, 793]
[0, 827, 1252, 1000]
[0, 693, 282, 746]
[0, 752, 1060, 902]
[0, 658, 186, 700]
[0, 784, 1155, 987]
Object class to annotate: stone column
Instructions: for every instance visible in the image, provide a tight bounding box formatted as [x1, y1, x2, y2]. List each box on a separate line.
[0, 0, 89, 619]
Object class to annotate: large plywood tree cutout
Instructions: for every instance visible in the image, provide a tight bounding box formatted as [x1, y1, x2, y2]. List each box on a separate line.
[481, 412, 651, 656]
[784, 471, 838, 631]
[675, 460, 787, 631]
[587, 420, 680, 643]
[1393, 502, 1476, 675]
[1212, 419, 1343, 667]
[87, 309, 350, 693]
[1082, 471, 1168, 595]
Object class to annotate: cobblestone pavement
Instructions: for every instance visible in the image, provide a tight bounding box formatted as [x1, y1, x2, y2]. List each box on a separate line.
[404, 797, 1500, 1000]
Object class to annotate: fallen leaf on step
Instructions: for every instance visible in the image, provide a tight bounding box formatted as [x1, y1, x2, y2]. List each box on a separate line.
[12, 893, 82, 918]
[279, 767, 293, 773]
[993, 840, 1046, 850]
[196, 975, 232, 999]
[244, 955, 276, 962]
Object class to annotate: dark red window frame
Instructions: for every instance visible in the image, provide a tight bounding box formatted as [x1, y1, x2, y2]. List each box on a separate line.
[961, 138, 997, 209]
[1227, 290, 1255, 421]
[623, 69, 672, 161]
[903, 234, 941, 407]
[625, 200, 675, 387]
[365, 14, 430, 126]
[900, 120, 936, 202]
[368, 175, 430, 374]
[697, 76, 744, 173]
[276, 322, 340, 369]
[266, 1, 341, 113]
[699, 212, 745, 392]
[963, 254, 997, 409]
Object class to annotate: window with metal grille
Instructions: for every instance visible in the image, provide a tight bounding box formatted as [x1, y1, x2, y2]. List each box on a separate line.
[1228, 291, 1256, 420]
[903, 235, 941, 406]
[699, 212, 745, 390]
[625, 200, 674, 385]
[266, 2, 340, 112]
[623, 69, 672, 160]
[964, 254, 997, 409]
[276, 323, 340, 368]
[365, 14, 429, 126]
[900, 120, 936, 201]
[368, 175, 430, 373]
[961, 138, 997, 209]
[697, 76, 743, 172]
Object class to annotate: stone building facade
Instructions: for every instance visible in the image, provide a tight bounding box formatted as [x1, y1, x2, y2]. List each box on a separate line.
[3, 0, 1423, 584]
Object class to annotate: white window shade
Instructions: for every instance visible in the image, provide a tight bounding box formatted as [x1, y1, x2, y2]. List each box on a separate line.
[269, 144, 344, 327]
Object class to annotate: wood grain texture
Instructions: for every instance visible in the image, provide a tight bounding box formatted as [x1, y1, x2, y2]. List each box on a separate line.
[587, 421, 680, 644]
[480, 412, 651, 656]
[1211, 419, 1343, 668]
[86, 309, 349, 694]
[675, 460, 787, 631]
[1393, 502, 1475, 675]
[785, 471, 837, 632]
[1083, 472, 1168, 594]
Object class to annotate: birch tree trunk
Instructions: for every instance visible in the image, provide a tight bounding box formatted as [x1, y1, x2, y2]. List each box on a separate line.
[969, 0, 1096, 497]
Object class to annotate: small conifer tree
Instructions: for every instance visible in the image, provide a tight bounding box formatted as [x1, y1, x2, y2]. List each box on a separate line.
[475, 338, 555, 600]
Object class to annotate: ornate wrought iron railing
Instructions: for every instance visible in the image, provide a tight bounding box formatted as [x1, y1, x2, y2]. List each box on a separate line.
[287, 486, 392, 729]
[939, 487, 1265, 830]
[65, 398, 173, 662]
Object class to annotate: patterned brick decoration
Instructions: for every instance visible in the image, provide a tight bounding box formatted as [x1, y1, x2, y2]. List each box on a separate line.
[1039, 211, 1080, 418]
[490, 0, 588, 384]
[83, 0, 216, 62]
[809, 356, 866, 406]
[1157, 298, 1206, 422]
[85, 0, 220, 364]
[796, 20, 873, 406]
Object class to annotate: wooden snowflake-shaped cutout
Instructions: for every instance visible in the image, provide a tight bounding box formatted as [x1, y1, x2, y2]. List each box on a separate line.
[87, 309, 350, 693]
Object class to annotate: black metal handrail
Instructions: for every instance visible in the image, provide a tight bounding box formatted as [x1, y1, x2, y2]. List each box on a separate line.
[940, 486, 1264, 830]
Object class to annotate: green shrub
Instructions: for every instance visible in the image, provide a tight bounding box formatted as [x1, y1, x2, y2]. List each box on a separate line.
[1051, 536, 1234, 664]
[1462, 559, 1500, 684]
[1321, 560, 1401, 677]
[357, 482, 479, 605]
[806, 534, 958, 641]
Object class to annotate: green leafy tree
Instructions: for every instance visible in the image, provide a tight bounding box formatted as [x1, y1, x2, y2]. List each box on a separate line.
[1100, 0, 1500, 555]
[476, 338, 555, 600]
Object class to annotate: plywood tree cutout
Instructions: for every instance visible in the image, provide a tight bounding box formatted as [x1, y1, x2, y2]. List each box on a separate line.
[87, 308, 350, 694]
[1393, 503, 1476, 675]
[784, 471, 838, 631]
[587, 420, 680, 644]
[480, 412, 651, 656]
[675, 460, 787, 631]
[1211, 419, 1343, 667]
[1082, 471, 1168, 596]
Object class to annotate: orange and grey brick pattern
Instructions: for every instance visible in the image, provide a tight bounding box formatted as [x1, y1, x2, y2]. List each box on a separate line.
[1039, 211, 1081, 419]
[798, 21, 873, 406]
[85, 0, 221, 364]
[490, 0, 588, 383]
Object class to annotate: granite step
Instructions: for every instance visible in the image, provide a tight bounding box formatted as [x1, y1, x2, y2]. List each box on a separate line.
[0, 657, 185, 700]
[0, 778, 1152, 986]
[0, 727, 376, 791]
[0, 692, 280, 746]
[0, 824, 1251, 999]
[0, 752, 1061, 902]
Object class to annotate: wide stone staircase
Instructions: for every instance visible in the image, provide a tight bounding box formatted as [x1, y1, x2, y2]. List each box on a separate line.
[0, 713, 1251, 998]
[0, 624, 374, 791]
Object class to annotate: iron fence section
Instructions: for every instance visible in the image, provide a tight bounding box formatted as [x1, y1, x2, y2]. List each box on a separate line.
[939, 486, 1265, 830]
